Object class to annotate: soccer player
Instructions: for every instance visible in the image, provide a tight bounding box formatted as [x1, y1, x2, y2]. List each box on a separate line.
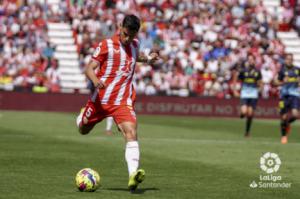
[76, 14, 159, 191]
[234, 54, 262, 137]
[276, 54, 300, 144]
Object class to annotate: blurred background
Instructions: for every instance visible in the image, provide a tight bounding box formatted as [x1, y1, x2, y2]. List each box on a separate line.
[1, 1, 300, 198]
[0, 0, 300, 116]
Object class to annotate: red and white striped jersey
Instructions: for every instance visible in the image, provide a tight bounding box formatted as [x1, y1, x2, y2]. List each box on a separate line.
[90, 34, 139, 106]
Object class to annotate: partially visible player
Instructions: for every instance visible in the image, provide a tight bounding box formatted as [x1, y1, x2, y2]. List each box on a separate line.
[234, 54, 262, 137]
[76, 14, 159, 191]
[275, 54, 300, 144]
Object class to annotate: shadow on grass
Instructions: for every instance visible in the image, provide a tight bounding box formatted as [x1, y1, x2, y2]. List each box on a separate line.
[105, 187, 160, 194]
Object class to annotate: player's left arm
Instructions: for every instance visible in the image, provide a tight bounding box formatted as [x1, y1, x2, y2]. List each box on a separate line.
[133, 39, 159, 64]
[137, 52, 159, 64]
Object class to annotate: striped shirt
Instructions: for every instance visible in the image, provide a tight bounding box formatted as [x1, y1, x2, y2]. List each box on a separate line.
[91, 34, 139, 106]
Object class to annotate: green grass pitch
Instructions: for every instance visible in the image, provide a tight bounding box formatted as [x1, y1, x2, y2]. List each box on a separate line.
[0, 110, 299, 199]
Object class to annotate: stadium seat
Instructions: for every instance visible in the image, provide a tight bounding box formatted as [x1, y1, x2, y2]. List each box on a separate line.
[56, 45, 77, 52]
[58, 68, 82, 75]
[277, 32, 299, 39]
[54, 52, 79, 60]
[60, 74, 86, 82]
[262, 0, 280, 7]
[285, 47, 300, 54]
[48, 23, 71, 30]
[60, 81, 87, 89]
[48, 30, 73, 38]
[280, 40, 300, 46]
[59, 60, 80, 68]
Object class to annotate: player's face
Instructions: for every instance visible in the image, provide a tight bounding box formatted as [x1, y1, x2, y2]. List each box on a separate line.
[285, 55, 293, 66]
[120, 27, 137, 45]
[248, 56, 255, 66]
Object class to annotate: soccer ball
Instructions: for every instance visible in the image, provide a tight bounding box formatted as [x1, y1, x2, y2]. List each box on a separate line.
[75, 168, 100, 192]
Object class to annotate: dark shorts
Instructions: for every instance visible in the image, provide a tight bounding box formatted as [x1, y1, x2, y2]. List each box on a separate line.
[240, 98, 258, 109]
[279, 96, 300, 115]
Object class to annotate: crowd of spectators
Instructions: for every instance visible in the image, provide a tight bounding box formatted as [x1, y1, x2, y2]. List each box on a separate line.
[0, 0, 299, 98]
[86, 0, 285, 98]
[277, 0, 300, 33]
[280, 0, 300, 36]
[0, 0, 61, 92]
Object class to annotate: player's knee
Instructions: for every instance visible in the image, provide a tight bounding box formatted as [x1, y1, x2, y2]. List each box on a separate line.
[247, 112, 253, 118]
[241, 108, 247, 115]
[281, 114, 288, 120]
[292, 110, 299, 118]
[78, 125, 92, 135]
[81, 116, 89, 125]
[78, 125, 85, 135]
[124, 128, 137, 141]
[76, 115, 90, 135]
[79, 128, 88, 135]
[247, 115, 253, 119]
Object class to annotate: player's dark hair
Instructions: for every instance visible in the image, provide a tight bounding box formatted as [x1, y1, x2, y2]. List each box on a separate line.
[284, 53, 293, 59]
[122, 14, 140, 33]
[247, 53, 255, 59]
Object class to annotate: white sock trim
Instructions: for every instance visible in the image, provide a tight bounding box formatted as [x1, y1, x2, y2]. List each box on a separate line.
[126, 141, 139, 148]
[106, 117, 113, 131]
[76, 112, 83, 128]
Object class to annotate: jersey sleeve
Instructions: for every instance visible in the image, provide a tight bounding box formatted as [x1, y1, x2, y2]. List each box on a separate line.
[91, 40, 108, 63]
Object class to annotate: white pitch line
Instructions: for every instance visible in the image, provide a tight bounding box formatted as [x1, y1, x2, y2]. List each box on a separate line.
[52, 135, 300, 146]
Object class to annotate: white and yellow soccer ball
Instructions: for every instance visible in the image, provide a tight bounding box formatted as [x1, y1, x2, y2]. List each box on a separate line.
[75, 168, 100, 192]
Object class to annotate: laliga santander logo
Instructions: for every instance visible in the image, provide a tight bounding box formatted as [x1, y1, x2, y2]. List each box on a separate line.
[260, 152, 281, 174]
[249, 152, 291, 189]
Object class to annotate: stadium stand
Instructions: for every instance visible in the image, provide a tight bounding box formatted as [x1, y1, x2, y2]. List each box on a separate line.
[0, 0, 299, 98]
[265, 0, 300, 67]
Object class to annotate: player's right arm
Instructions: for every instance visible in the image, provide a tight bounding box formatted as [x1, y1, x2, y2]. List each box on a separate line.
[137, 52, 159, 64]
[85, 41, 108, 89]
[85, 60, 106, 89]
